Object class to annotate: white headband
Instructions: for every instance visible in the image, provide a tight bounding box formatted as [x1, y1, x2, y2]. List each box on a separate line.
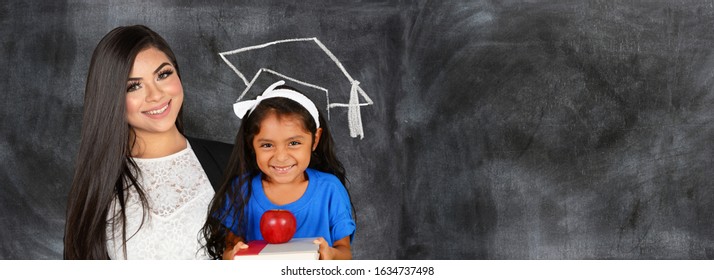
[233, 80, 320, 128]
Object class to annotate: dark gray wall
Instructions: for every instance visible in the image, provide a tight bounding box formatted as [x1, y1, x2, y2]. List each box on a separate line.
[1, 0, 713, 260]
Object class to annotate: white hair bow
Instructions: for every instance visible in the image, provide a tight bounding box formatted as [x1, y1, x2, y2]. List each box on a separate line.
[233, 80, 320, 128]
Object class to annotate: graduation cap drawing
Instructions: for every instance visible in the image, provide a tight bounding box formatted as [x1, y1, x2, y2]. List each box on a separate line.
[219, 38, 373, 139]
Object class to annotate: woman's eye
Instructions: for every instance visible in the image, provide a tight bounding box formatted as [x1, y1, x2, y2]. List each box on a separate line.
[157, 69, 174, 80]
[127, 82, 141, 92]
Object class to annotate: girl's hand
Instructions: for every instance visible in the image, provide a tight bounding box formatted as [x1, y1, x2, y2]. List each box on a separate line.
[222, 241, 249, 260]
[223, 232, 249, 260]
[313, 237, 333, 260]
[313, 236, 352, 260]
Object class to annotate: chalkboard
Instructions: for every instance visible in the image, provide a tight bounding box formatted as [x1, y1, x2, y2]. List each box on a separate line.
[1, 0, 713, 260]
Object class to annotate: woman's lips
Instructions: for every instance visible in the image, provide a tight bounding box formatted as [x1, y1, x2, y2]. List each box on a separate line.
[142, 100, 171, 119]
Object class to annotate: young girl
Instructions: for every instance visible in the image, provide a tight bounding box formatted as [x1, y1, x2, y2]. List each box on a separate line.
[63, 25, 232, 259]
[202, 81, 356, 260]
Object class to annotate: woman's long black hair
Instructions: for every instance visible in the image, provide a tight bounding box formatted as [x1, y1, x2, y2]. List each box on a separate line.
[63, 25, 184, 259]
[201, 90, 352, 259]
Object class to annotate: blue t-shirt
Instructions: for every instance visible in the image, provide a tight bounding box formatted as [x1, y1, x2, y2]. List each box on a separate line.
[222, 168, 355, 247]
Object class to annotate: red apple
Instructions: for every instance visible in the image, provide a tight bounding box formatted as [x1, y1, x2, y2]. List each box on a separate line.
[260, 209, 297, 244]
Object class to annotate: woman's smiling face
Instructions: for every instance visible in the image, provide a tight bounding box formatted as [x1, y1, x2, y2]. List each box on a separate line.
[125, 47, 183, 138]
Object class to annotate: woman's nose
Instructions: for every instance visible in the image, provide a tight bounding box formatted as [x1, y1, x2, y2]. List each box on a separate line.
[144, 82, 164, 102]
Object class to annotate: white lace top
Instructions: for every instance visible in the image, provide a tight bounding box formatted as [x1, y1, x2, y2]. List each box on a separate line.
[106, 141, 214, 260]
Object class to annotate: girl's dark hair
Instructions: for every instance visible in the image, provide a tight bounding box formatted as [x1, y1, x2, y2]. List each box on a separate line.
[201, 87, 351, 259]
[63, 25, 183, 259]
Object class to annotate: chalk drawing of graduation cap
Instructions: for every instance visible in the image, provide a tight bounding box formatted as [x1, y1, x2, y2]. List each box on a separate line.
[219, 38, 373, 139]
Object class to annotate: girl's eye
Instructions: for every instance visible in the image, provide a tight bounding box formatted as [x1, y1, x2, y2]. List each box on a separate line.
[260, 143, 273, 148]
[157, 69, 174, 80]
[289, 141, 301, 146]
[127, 81, 141, 92]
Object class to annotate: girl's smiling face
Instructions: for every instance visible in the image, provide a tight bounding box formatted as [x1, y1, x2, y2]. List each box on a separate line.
[252, 112, 322, 186]
[125, 47, 183, 138]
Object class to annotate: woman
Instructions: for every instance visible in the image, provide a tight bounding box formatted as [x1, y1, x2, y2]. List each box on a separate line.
[63, 25, 232, 259]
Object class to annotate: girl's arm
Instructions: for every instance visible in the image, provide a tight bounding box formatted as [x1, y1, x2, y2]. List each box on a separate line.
[315, 236, 352, 260]
[222, 231, 248, 260]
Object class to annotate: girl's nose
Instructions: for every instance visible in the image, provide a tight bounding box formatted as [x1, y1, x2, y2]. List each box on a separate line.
[275, 146, 290, 161]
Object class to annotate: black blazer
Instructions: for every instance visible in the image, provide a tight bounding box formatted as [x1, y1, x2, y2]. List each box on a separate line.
[187, 136, 234, 192]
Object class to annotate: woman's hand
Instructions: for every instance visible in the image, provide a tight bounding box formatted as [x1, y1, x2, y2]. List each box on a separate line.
[313, 236, 352, 260]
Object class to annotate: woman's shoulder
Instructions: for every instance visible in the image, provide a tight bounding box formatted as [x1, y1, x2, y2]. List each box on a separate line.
[186, 136, 234, 189]
[186, 136, 233, 162]
[186, 136, 233, 151]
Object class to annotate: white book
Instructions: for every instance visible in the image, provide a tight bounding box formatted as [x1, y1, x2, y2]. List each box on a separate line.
[233, 237, 319, 260]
